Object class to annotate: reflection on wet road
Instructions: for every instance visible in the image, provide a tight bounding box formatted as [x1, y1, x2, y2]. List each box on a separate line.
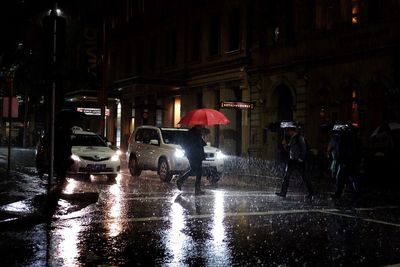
[43, 171, 400, 266]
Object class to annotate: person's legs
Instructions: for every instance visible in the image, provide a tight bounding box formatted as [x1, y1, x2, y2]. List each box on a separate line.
[333, 164, 346, 198]
[277, 160, 295, 197]
[176, 167, 192, 190]
[193, 161, 204, 195]
[299, 161, 314, 196]
[348, 165, 359, 199]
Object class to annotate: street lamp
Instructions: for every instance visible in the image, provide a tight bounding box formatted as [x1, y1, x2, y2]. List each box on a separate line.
[43, 2, 66, 183]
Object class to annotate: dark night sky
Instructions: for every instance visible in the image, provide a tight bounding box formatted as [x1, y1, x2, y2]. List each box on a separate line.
[0, 0, 98, 54]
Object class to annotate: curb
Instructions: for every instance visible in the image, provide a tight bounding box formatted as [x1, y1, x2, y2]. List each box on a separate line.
[0, 191, 99, 228]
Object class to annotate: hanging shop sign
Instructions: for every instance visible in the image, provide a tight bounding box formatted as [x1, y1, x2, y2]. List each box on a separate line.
[220, 101, 255, 110]
[77, 107, 110, 116]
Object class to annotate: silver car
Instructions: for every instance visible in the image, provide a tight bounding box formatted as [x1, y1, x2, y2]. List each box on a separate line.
[126, 126, 225, 183]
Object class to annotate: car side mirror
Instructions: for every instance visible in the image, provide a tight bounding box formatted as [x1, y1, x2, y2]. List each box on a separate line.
[149, 139, 159, 145]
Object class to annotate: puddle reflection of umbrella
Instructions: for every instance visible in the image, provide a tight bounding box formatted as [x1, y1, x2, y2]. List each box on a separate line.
[178, 108, 230, 126]
[371, 122, 400, 138]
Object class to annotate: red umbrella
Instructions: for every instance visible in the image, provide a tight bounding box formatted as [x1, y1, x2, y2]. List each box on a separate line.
[178, 108, 230, 126]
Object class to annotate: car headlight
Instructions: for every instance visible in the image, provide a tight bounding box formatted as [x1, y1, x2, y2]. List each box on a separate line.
[71, 154, 81, 162]
[216, 150, 226, 160]
[111, 152, 120, 161]
[174, 148, 185, 158]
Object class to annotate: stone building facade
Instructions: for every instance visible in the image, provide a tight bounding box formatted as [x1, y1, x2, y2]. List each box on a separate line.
[105, 0, 400, 160]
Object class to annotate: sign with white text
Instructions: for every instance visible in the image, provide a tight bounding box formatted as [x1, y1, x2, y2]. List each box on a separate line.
[220, 101, 254, 110]
[77, 107, 110, 116]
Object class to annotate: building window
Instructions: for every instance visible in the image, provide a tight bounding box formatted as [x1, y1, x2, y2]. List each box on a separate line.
[165, 30, 177, 66]
[228, 8, 241, 52]
[351, 0, 360, 24]
[116, 102, 121, 148]
[368, 0, 383, 21]
[315, 0, 340, 30]
[136, 43, 143, 75]
[209, 15, 220, 57]
[156, 98, 163, 127]
[130, 103, 136, 135]
[149, 38, 157, 71]
[191, 22, 201, 62]
[352, 0, 360, 24]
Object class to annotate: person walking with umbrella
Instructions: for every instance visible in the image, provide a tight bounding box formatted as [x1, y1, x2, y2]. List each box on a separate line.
[177, 108, 230, 195]
[176, 125, 207, 195]
[275, 121, 314, 199]
[330, 124, 360, 200]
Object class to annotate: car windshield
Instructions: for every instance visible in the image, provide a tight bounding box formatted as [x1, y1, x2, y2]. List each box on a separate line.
[161, 129, 188, 145]
[71, 134, 108, 147]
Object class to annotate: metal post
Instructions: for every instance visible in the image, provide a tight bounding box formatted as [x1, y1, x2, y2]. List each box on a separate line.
[49, 4, 57, 184]
[7, 77, 13, 176]
[100, 20, 107, 137]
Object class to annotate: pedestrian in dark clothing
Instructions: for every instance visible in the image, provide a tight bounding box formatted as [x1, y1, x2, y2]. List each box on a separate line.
[330, 124, 360, 199]
[327, 130, 340, 180]
[276, 121, 314, 198]
[177, 125, 206, 195]
[54, 111, 78, 183]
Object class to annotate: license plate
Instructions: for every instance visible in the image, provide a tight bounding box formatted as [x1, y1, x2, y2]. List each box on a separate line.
[86, 164, 106, 172]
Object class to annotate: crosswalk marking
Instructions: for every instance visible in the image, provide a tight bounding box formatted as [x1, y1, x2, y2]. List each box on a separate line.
[319, 209, 400, 227]
[84, 205, 399, 227]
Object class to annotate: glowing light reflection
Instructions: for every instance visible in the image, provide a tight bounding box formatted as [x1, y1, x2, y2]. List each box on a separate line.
[163, 194, 191, 266]
[208, 191, 232, 265]
[63, 179, 77, 194]
[53, 220, 82, 266]
[106, 184, 123, 237]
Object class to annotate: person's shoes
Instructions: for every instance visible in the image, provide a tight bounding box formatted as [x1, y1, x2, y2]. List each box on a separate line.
[195, 189, 205, 196]
[275, 192, 286, 198]
[176, 180, 183, 191]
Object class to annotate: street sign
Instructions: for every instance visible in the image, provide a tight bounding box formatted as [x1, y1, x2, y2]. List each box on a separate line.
[2, 97, 18, 118]
[220, 101, 255, 110]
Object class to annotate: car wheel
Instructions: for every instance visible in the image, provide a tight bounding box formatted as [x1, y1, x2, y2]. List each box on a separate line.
[107, 174, 117, 183]
[129, 156, 142, 177]
[158, 158, 172, 182]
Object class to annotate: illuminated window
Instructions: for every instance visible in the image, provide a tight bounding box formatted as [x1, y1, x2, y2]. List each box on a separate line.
[352, 0, 360, 24]
[156, 98, 163, 127]
[174, 97, 181, 127]
[130, 103, 136, 135]
[116, 102, 121, 147]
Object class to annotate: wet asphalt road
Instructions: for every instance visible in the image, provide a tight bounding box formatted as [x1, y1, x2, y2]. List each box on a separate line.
[1, 164, 400, 267]
[0, 148, 399, 266]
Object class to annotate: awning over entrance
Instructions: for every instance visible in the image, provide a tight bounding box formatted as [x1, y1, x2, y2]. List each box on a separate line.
[111, 76, 186, 94]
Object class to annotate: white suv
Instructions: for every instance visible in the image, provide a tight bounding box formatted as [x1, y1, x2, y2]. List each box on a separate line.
[126, 126, 225, 183]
